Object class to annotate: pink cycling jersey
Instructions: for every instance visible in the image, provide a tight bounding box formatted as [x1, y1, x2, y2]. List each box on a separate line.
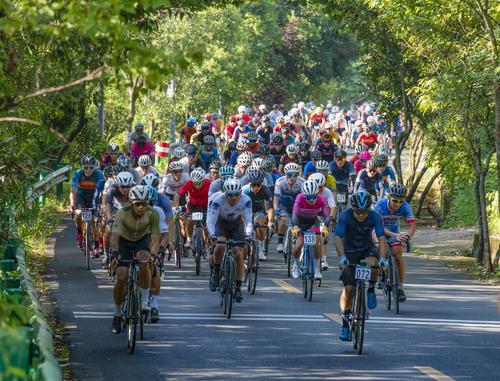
[292, 193, 330, 225]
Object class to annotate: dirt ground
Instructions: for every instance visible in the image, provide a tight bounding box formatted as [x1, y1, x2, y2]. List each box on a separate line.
[412, 226, 475, 254]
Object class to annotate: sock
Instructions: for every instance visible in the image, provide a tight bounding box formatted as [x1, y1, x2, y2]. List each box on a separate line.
[278, 235, 284, 244]
[77, 227, 82, 234]
[114, 304, 121, 316]
[342, 310, 351, 328]
[140, 288, 150, 306]
[150, 295, 159, 309]
[99, 238, 103, 248]
[235, 280, 242, 289]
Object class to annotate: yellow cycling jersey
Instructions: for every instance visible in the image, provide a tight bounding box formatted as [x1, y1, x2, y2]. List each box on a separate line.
[325, 173, 336, 191]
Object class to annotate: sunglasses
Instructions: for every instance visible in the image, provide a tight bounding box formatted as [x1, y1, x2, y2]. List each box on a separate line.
[133, 201, 149, 207]
[250, 183, 262, 188]
[119, 185, 132, 189]
[368, 169, 377, 174]
[171, 170, 183, 174]
[336, 157, 346, 161]
[83, 166, 94, 171]
[305, 195, 317, 202]
[286, 173, 298, 178]
[353, 208, 369, 216]
[390, 197, 405, 204]
[226, 193, 241, 198]
[110, 152, 118, 156]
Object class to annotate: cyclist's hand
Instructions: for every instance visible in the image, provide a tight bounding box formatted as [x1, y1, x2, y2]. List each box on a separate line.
[379, 257, 388, 268]
[210, 235, 218, 243]
[337, 255, 349, 269]
[328, 220, 336, 231]
[395, 233, 408, 242]
[291, 225, 300, 236]
[267, 221, 274, 231]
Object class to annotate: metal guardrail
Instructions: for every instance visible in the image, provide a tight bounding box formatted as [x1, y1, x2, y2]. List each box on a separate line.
[27, 165, 71, 204]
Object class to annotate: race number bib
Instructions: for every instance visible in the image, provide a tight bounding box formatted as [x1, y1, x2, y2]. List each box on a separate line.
[192, 212, 203, 221]
[82, 210, 93, 222]
[336, 193, 347, 204]
[355, 265, 371, 280]
[303, 232, 316, 246]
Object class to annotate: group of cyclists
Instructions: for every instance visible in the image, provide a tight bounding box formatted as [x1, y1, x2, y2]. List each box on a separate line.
[69, 101, 416, 342]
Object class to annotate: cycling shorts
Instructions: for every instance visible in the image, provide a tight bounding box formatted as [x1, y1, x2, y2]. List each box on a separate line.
[76, 194, 93, 209]
[277, 203, 293, 216]
[117, 234, 151, 268]
[387, 237, 403, 247]
[214, 217, 245, 247]
[296, 217, 320, 234]
[186, 204, 207, 224]
[340, 247, 378, 286]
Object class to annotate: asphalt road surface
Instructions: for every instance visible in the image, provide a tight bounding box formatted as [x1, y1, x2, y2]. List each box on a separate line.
[46, 219, 499, 381]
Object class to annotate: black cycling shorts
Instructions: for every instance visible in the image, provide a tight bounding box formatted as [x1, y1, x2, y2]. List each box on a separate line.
[340, 247, 378, 286]
[76, 194, 93, 209]
[214, 217, 245, 247]
[117, 234, 151, 268]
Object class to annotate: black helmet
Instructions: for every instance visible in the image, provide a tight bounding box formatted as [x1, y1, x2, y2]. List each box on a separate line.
[310, 150, 322, 159]
[271, 134, 283, 145]
[334, 149, 347, 159]
[81, 155, 98, 169]
[185, 144, 198, 155]
[299, 141, 310, 152]
[388, 183, 407, 198]
[259, 144, 270, 155]
[247, 131, 258, 142]
[228, 141, 237, 150]
[351, 191, 372, 210]
[374, 153, 388, 167]
[200, 121, 210, 130]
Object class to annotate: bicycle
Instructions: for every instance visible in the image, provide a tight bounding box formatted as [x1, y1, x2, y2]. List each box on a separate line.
[173, 207, 185, 268]
[345, 262, 379, 355]
[282, 215, 293, 278]
[216, 239, 246, 319]
[300, 229, 320, 302]
[119, 254, 150, 355]
[80, 208, 95, 270]
[335, 190, 348, 221]
[191, 211, 207, 276]
[246, 225, 269, 295]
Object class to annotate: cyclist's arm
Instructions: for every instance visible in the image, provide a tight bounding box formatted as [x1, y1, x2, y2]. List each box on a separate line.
[173, 194, 180, 208]
[70, 172, 80, 208]
[93, 171, 105, 209]
[243, 199, 253, 236]
[273, 183, 281, 211]
[206, 200, 220, 237]
[373, 212, 387, 259]
[407, 220, 417, 238]
[334, 236, 345, 258]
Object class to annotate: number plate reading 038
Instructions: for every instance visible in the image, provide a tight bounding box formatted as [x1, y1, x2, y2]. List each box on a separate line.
[81, 210, 93, 222]
[355, 265, 371, 280]
[303, 232, 316, 246]
[336, 193, 346, 204]
[192, 212, 203, 221]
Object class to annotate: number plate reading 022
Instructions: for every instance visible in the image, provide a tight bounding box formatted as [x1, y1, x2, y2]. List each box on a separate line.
[336, 193, 346, 204]
[355, 265, 371, 280]
[81, 210, 93, 222]
[303, 232, 316, 246]
[191, 212, 203, 221]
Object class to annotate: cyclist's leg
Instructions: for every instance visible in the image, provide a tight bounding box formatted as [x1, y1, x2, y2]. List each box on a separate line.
[277, 208, 288, 251]
[135, 235, 152, 310]
[209, 219, 227, 290]
[254, 213, 267, 259]
[112, 237, 132, 333]
[389, 239, 406, 300]
[229, 222, 246, 302]
[73, 195, 89, 246]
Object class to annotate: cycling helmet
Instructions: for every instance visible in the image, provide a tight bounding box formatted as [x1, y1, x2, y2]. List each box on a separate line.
[309, 172, 326, 187]
[262, 115, 270, 123]
[335, 149, 347, 159]
[205, 113, 212, 120]
[169, 161, 183, 172]
[141, 173, 159, 188]
[367, 116, 375, 125]
[209, 160, 222, 170]
[116, 171, 135, 187]
[190, 168, 206, 183]
[229, 115, 237, 122]
[271, 134, 283, 145]
[286, 144, 298, 155]
[173, 147, 186, 158]
[237, 152, 253, 167]
[219, 165, 235, 177]
[108, 143, 120, 153]
[223, 177, 242, 195]
[315, 160, 329, 172]
[359, 151, 372, 161]
[247, 169, 264, 184]
[236, 141, 246, 150]
[299, 141, 309, 152]
[247, 131, 258, 142]
[146, 185, 158, 203]
[117, 155, 132, 168]
[129, 185, 150, 202]
[310, 150, 322, 159]
[185, 144, 198, 155]
[200, 121, 211, 131]
[280, 125, 290, 133]
[276, 116, 285, 124]
[186, 117, 197, 127]
[284, 162, 300, 175]
[263, 158, 275, 171]
[252, 157, 264, 169]
[80, 155, 99, 169]
[134, 122, 144, 130]
[321, 133, 332, 142]
[138, 155, 152, 167]
[389, 183, 407, 198]
[374, 153, 388, 167]
[103, 165, 117, 177]
[259, 144, 270, 155]
[356, 144, 368, 154]
[366, 160, 376, 170]
[284, 116, 291, 124]
[228, 141, 237, 150]
[238, 120, 246, 127]
[351, 190, 372, 210]
[302, 179, 319, 196]
[203, 135, 215, 145]
[237, 105, 246, 113]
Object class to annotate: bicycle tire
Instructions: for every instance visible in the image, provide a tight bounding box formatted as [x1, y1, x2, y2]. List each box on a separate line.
[263, 229, 269, 259]
[127, 286, 138, 354]
[307, 248, 314, 302]
[392, 259, 400, 314]
[194, 227, 202, 276]
[174, 219, 182, 268]
[356, 286, 366, 355]
[225, 255, 235, 319]
[85, 223, 91, 270]
[285, 229, 293, 277]
[248, 240, 258, 294]
[382, 267, 391, 311]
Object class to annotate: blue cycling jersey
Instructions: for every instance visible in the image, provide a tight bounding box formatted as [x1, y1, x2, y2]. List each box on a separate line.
[71, 169, 105, 208]
[335, 209, 385, 254]
[302, 161, 317, 178]
[155, 193, 174, 219]
[379, 165, 396, 192]
[374, 198, 415, 234]
[355, 168, 382, 193]
[329, 161, 355, 186]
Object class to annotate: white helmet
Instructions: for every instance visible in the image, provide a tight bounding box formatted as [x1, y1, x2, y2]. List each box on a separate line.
[252, 157, 264, 169]
[140, 173, 159, 188]
[237, 152, 252, 167]
[169, 161, 183, 172]
[283, 162, 299, 175]
[173, 147, 186, 158]
[298, 101, 305, 108]
[223, 177, 242, 194]
[237, 105, 246, 113]
[309, 172, 326, 187]
[286, 144, 298, 155]
[190, 167, 206, 183]
[367, 116, 375, 125]
[129, 185, 150, 202]
[138, 155, 152, 167]
[302, 179, 319, 196]
[116, 171, 135, 187]
[315, 160, 329, 172]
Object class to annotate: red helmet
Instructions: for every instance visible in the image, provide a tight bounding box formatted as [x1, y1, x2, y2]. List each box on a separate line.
[205, 113, 212, 120]
[229, 115, 237, 122]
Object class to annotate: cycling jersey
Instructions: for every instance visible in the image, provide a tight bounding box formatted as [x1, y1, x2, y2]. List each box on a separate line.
[155, 193, 174, 221]
[329, 161, 356, 192]
[302, 161, 317, 178]
[112, 204, 160, 242]
[246, 142, 260, 155]
[160, 172, 189, 197]
[270, 146, 286, 167]
[292, 193, 330, 227]
[256, 126, 273, 145]
[101, 153, 118, 169]
[71, 169, 105, 208]
[242, 184, 273, 213]
[319, 187, 336, 209]
[180, 125, 196, 143]
[130, 141, 155, 161]
[207, 193, 253, 237]
[199, 146, 219, 165]
[357, 132, 378, 148]
[279, 154, 302, 168]
[105, 183, 131, 211]
[335, 209, 385, 254]
[127, 131, 150, 145]
[153, 206, 168, 233]
[103, 178, 116, 199]
[324, 173, 336, 191]
[355, 168, 382, 193]
[208, 178, 223, 198]
[354, 159, 366, 174]
[299, 152, 311, 170]
[374, 198, 415, 235]
[379, 165, 396, 192]
[274, 176, 305, 210]
[177, 178, 211, 208]
[178, 156, 201, 174]
[224, 122, 237, 138]
[315, 142, 338, 162]
[233, 125, 254, 142]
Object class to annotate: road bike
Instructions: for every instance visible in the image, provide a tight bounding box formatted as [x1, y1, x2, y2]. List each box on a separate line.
[80, 208, 95, 270]
[245, 225, 269, 295]
[282, 216, 293, 278]
[191, 211, 207, 276]
[300, 229, 320, 302]
[173, 208, 185, 268]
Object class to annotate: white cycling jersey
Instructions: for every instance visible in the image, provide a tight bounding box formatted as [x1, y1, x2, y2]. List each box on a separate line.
[207, 192, 253, 237]
[208, 178, 223, 198]
[274, 175, 305, 209]
[320, 187, 336, 209]
[132, 166, 158, 184]
[159, 173, 189, 196]
[178, 157, 192, 174]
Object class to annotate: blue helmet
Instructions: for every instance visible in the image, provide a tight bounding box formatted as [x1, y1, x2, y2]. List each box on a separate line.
[219, 165, 234, 177]
[146, 185, 158, 203]
[310, 150, 322, 159]
[351, 191, 372, 210]
[186, 117, 197, 127]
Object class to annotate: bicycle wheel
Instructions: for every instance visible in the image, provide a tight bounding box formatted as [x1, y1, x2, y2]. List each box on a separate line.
[247, 240, 258, 295]
[302, 248, 308, 299]
[307, 248, 314, 302]
[224, 255, 235, 319]
[263, 229, 270, 259]
[392, 259, 400, 314]
[174, 220, 183, 268]
[285, 229, 293, 277]
[85, 223, 91, 270]
[194, 227, 202, 276]
[353, 284, 366, 355]
[127, 286, 138, 354]
[382, 267, 391, 311]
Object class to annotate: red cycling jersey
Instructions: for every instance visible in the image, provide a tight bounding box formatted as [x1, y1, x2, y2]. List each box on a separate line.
[177, 178, 211, 208]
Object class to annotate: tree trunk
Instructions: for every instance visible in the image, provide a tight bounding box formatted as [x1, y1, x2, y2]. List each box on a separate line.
[125, 75, 143, 134]
[416, 167, 444, 218]
[473, 175, 485, 264]
[477, 171, 493, 271]
[406, 165, 428, 203]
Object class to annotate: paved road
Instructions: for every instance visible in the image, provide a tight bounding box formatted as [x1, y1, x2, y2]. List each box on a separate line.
[46, 219, 499, 381]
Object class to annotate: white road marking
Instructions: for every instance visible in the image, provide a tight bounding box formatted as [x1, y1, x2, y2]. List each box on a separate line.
[414, 366, 455, 381]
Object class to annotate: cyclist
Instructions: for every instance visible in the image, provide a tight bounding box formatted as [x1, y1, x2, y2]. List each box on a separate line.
[335, 191, 387, 341]
[234, 151, 253, 179]
[99, 165, 118, 259]
[329, 149, 356, 195]
[167, 146, 186, 171]
[350, 143, 368, 165]
[110, 185, 160, 334]
[160, 161, 190, 201]
[309, 173, 336, 270]
[256, 115, 273, 145]
[130, 136, 155, 164]
[269, 134, 286, 168]
[233, 120, 253, 142]
[246, 131, 260, 155]
[374, 183, 416, 302]
[192, 121, 216, 147]
[207, 160, 222, 181]
[101, 143, 121, 169]
[180, 117, 197, 145]
[209, 165, 234, 197]
[242, 170, 274, 260]
[223, 141, 238, 164]
[273, 163, 304, 253]
[256, 144, 271, 161]
[127, 122, 150, 150]
[252, 157, 274, 190]
[354, 160, 382, 202]
[199, 135, 219, 171]
[228, 141, 247, 166]
[374, 153, 396, 196]
[133, 155, 158, 183]
[302, 150, 323, 178]
[280, 125, 296, 145]
[179, 144, 202, 174]
[224, 115, 238, 142]
[354, 150, 372, 174]
[298, 142, 311, 171]
[278, 144, 302, 175]
[315, 133, 337, 162]
[356, 124, 379, 154]
[207, 178, 253, 303]
[70, 155, 104, 250]
[290, 179, 330, 280]
[173, 168, 210, 249]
